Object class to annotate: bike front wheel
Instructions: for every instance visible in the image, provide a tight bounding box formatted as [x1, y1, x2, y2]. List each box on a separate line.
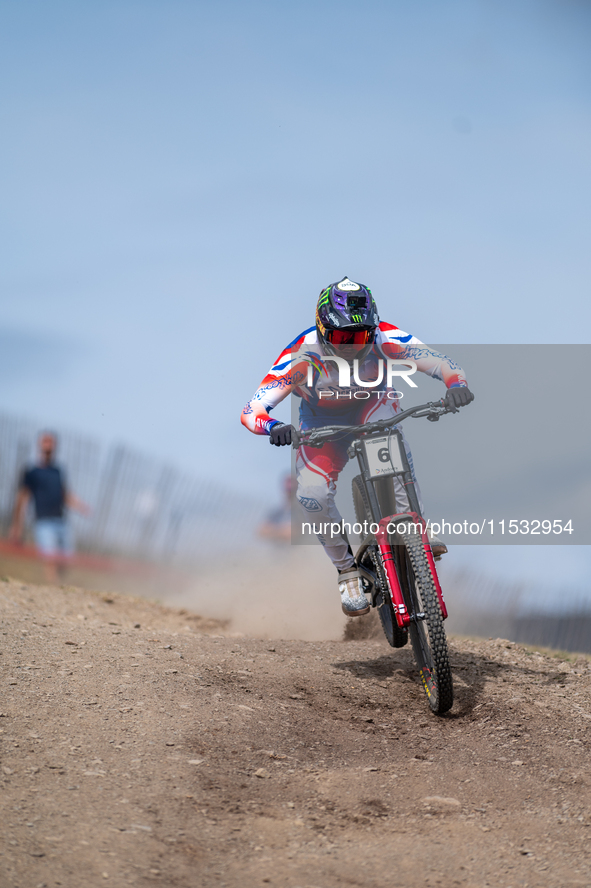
[395, 528, 453, 714]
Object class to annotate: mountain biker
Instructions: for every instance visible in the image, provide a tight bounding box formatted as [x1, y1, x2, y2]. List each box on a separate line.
[241, 277, 474, 618]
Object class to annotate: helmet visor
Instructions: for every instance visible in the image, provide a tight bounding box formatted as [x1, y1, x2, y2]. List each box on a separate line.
[325, 328, 375, 346]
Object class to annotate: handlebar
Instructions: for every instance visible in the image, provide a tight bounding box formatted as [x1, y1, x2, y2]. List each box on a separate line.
[292, 399, 454, 449]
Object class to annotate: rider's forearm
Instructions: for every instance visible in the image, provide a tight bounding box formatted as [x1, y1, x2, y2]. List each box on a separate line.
[380, 337, 468, 390]
[241, 378, 292, 435]
[241, 403, 280, 435]
[417, 352, 468, 388]
[241, 348, 301, 435]
[401, 345, 468, 389]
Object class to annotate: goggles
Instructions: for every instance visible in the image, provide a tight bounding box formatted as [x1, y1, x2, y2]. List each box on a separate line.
[325, 327, 375, 346]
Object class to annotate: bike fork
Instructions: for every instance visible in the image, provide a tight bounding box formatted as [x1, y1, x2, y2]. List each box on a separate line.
[376, 513, 448, 626]
[378, 542, 411, 629]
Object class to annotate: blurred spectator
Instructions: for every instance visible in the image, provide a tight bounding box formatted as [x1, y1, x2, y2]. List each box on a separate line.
[9, 431, 90, 583]
[258, 474, 295, 544]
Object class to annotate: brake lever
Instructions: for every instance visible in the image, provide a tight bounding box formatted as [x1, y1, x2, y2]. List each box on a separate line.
[292, 430, 328, 449]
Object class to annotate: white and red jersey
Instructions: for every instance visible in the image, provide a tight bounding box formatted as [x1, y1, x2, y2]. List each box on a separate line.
[240, 322, 469, 435]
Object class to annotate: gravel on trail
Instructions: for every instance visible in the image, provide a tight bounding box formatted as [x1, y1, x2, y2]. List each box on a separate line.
[1, 578, 591, 888]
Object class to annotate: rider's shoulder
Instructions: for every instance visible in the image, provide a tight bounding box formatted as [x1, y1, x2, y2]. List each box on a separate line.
[377, 321, 423, 346]
[270, 326, 318, 374]
[285, 326, 317, 349]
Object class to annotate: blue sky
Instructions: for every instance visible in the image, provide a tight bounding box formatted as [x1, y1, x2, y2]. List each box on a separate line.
[1, 0, 590, 589]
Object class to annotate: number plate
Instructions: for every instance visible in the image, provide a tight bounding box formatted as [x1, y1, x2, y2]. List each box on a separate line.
[363, 436, 405, 478]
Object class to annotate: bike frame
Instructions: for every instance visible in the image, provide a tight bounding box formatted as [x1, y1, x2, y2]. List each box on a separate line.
[293, 399, 452, 629]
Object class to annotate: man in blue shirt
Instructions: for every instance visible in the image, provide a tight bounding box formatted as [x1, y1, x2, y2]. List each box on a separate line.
[10, 432, 89, 583]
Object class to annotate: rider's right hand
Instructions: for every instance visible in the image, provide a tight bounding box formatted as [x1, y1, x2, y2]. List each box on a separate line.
[269, 423, 294, 446]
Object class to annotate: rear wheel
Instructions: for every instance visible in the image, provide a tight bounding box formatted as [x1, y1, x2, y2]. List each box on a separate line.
[352, 476, 408, 649]
[394, 527, 453, 714]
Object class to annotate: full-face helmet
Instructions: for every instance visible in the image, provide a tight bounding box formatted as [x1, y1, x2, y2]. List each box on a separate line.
[315, 276, 379, 359]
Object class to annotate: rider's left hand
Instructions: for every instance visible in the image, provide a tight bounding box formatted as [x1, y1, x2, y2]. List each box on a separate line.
[445, 387, 475, 412]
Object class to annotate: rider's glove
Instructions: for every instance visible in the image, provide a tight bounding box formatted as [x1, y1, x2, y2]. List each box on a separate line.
[444, 387, 475, 412]
[269, 422, 294, 446]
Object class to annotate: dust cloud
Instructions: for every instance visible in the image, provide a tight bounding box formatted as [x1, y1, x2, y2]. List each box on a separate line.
[165, 542, 347, 641]
[165, 548, 591, 652]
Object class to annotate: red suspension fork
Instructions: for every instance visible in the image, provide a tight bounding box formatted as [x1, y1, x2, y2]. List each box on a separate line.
[378, 542, 410, 629]
[376, 513, 448, 622]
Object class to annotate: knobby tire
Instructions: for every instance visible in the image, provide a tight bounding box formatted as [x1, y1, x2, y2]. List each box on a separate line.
[396, 528, 454, 714]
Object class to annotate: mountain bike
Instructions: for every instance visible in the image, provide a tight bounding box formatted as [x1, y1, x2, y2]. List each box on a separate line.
[293, 399, 456, 715]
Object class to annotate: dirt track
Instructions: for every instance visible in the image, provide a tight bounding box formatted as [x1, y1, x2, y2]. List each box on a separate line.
[1, 578, 591, 888]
